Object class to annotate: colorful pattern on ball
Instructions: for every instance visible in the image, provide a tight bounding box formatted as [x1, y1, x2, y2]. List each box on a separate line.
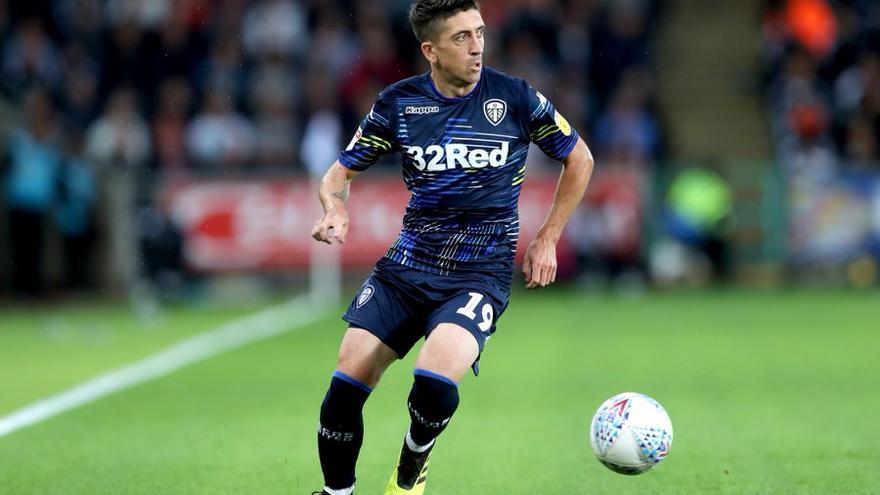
[631, 424, 672, 463]
[590, 392, 673, 476]
[591, 395, 631, 456]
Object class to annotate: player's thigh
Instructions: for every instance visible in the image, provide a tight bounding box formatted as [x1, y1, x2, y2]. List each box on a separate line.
[344, 269, 427, 361]
[419, 286, 508, 380]
[337, 327, 399, 389]
[414, 322, 479, 383]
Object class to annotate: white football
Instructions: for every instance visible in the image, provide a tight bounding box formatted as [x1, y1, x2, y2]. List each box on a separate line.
[590, 392, 673, 475]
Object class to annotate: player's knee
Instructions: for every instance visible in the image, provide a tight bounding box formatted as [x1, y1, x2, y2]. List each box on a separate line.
[418, 323, 480, 381]
[336, 328, 396, 387]
[320, 371, 372, 425]
[407, 369, 460, 426]
[335, 353, 382, 389]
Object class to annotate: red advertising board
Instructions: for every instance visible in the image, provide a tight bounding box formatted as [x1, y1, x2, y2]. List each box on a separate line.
[163, 170, 642, 272]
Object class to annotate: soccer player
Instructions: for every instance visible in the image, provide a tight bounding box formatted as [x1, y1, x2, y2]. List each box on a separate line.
[310, 1, 594, 494]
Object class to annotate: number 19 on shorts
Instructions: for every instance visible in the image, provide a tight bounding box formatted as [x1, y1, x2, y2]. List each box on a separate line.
[456, 292, 494, 333]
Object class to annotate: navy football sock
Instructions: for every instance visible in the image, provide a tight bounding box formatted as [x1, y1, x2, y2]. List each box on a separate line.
[406, 369, 460, 447]
[317, 371, 372, 490]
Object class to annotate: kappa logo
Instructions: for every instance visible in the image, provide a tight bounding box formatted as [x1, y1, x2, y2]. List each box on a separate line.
[405, 105, 440, 115]
[356, 284, 374, 308]
[483, 99, 507, 126]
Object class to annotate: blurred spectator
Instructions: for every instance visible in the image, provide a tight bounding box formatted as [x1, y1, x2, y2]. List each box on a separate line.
[1, 87, 61, 295]
[59, 42, 101, 129]
[86, 88, 152, 170]
[340, 24, 407, 115]
[136, 198, 184, 298]
[98, 19, 145, 97]
[55, 127, 98, 289]
[501, 0, 563, 69]
[0, 0, 11, 45]
[833, 52, 879, 121]
[1, 18, 61, 97]
[594, 68, 659, 166]
[186, 89, 255, 169]
[242, 0, 306, 61]
[194, 37, 248, 103]
[557, 1, 594, 72]
[784, 0, 837, 60]
[105, 0, 170, 30]
[844, 115, 879, 171]
[589, 0, 650, 104]
[211, 0, 247, 37]
[308, 5, 359, 81]
[301, 72, 342, 177]
[53, 0, 104, 49]
[253, 92, 298, 169]
[502, 31, 553, 91]
[568, 167, 644, 284]
[247, 55, 298, 117]
[152, 77, 193, 173]
[665, 166, 733, 283]
[767, 45, 833, 155]
[137, 7, 204, 99]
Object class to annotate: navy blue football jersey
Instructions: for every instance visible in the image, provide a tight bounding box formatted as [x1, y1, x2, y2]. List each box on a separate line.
[339, 67, 579, 283]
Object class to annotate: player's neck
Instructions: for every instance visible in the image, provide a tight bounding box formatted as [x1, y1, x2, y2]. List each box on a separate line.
[430, 70, 478, 98]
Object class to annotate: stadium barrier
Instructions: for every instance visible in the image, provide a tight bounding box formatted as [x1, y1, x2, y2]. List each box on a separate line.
[159, 169, 645, 275]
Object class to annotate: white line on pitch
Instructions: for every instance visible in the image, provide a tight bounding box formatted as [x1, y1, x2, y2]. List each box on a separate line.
[0, 296, 327, 438]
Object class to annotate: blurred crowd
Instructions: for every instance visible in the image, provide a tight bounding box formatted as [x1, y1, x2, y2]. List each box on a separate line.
[760, 0, 880, 269]
[1, 0, 664, 175]
[762, 0, 880, 175]
[0, 0, 664, 295]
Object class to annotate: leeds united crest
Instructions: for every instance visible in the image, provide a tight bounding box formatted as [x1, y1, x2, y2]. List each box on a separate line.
[356, 285, 374, 308]
[483, 99, 507, 126]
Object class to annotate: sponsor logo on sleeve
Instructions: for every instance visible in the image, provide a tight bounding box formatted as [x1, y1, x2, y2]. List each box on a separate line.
[554, 111, 572, 136]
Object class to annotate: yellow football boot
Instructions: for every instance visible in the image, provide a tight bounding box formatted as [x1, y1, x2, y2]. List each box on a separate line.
[383, 443, 432, 495]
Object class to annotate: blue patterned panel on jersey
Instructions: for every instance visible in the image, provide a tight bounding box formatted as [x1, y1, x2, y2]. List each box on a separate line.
[524, 83, 579, 162]
[338, 67, 579, 282]
[338, 94, 398, 171]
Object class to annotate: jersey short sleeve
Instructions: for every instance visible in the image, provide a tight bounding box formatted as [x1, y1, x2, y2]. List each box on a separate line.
[523, 84, 579, 162]
[339, 91, 398, 171]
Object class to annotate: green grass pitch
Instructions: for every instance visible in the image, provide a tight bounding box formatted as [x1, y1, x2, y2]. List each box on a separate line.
[1, 290, 878, 494]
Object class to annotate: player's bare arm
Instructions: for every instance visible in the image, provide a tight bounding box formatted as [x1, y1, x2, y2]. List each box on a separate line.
[312, 161, 360, 244]
[523, 137, 594, 289]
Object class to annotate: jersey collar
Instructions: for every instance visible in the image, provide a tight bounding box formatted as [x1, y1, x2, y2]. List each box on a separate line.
[427, 70, 483, 102]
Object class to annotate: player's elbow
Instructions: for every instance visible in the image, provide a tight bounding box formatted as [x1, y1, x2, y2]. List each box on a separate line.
[325, 161, 360, 183]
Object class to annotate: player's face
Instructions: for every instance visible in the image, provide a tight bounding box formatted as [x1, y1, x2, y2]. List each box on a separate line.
[427, 9, 485, 88]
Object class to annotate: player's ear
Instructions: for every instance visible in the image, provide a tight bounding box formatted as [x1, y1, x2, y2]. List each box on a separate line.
[420, 41, 438, 64]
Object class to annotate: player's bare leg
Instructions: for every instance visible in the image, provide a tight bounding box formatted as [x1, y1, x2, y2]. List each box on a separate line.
[317, 328, 398, 495]
[336, 327, 399, 388]
[413, 323, 479, 381]
[385, 323, 479, 494]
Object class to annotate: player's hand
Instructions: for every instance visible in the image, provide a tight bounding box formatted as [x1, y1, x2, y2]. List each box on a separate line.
[312, 207, 350, 244]
[522, 237, 557, 289]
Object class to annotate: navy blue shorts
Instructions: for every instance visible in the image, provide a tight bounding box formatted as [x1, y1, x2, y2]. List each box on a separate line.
[342, 258, 511, 375]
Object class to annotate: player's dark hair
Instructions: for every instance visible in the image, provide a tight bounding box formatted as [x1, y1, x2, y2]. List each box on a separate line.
[409, 0, 480, 42]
